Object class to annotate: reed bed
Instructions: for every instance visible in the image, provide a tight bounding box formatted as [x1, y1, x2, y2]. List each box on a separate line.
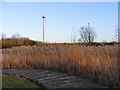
[2, 45, 119, 87]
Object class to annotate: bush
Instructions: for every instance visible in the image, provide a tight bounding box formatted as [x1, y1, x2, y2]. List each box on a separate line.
[1, 38, 40, 49]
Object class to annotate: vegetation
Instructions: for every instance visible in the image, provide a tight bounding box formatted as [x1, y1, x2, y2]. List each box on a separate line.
[0, 37, 42, 49]
[2, 45, 119, 88]
[0, 33, 42, 49]
[0, 37, 118, 49]
[2, 74, 40, 88]
[79, 23, 96, 43]
[0, 31, 118, 49]
[1, 25, 119, 88]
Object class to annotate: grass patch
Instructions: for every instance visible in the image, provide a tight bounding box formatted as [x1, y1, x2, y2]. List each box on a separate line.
[2, 74, 40, 88]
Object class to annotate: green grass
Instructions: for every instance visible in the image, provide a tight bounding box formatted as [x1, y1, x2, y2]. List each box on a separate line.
[2, 74, 40, 88]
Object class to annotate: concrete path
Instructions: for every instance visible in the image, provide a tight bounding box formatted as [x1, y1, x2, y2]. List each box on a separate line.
[2, 69, 108, 89]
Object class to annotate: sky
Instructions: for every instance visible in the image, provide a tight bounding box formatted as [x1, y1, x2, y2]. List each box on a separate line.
[1, 2, 118, 43]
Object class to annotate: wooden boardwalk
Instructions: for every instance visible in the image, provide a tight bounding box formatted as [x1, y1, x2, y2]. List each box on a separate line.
[3, 69, 108, 89]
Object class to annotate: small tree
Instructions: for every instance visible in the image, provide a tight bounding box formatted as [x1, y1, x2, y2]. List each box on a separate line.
[11, 33, 21, 39]
[11, 33, 21, 46]
[118, 27, 120, 42]
[113, 26, 120, 43]
[79, 23, 96, 44]
[1, 33, 6, 40]
[117, 26, 120, 43]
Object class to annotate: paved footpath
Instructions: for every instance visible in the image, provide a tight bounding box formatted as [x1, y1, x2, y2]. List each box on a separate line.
[2, 69, 108, 89]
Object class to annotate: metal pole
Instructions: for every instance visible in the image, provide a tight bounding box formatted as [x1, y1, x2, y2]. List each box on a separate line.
[43, 17, 44, 43]
[42, 16, 45, 43]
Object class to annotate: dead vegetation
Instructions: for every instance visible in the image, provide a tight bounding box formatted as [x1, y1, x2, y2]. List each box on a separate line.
[2, 45, 119, 87]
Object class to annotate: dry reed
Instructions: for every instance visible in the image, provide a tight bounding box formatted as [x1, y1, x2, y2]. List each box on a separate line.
[2, 45, 119, 87]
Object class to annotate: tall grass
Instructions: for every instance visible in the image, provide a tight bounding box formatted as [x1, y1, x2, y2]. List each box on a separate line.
[2, 45, 119, 87]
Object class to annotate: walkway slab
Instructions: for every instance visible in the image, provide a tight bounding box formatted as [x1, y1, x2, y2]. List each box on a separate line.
[2, 69, 108, 89]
